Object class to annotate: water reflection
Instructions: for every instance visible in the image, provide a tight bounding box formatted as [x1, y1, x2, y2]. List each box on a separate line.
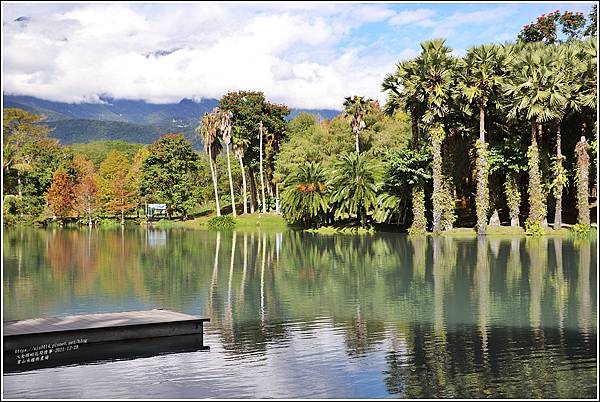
[3, 228, 597, 398]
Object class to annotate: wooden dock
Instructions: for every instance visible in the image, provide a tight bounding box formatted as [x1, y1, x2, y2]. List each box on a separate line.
[3, 309, 209, 371]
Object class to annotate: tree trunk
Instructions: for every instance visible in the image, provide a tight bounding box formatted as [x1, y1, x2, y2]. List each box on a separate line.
[238, 155, 248, 214]
[432, 134, 443, 234]
[476, 105, 489, 235]
[259, 122, 267, 213]
[121, 207, 124, 226]
[249, 167, 257, 213]
[225, 144, 237, 217]
[411, 117, 419, 147]
[17, 172, 23, 218]
[553, 124, 563, 230]
[355, 128, 360, 154]
[538, 123, 548, 227]
[209, 146, 221, 216]
[505, 173, 521, 227]
[576, 136, 590, 226]
[527, 122, 545, 227]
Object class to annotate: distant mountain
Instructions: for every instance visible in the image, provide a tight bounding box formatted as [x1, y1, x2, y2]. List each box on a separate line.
[3, 94, 340, 146]
[44, 119, 176, 146]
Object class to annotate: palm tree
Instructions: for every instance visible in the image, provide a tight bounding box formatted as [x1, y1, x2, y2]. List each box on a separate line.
[550, 42, 588, 229]
[259, 121, 267, 213]
[419, 39, 457, 233]
[382, 39, 456, 234]
[382, 60, 427, 234]
[504, 42, 561, 231]
[219, 109, 237, 217]
[233, 136, 250, 214]
[343, 96, 371, 153]
[329, 152, 382, 226]
[197, 109, 222, 216]
[280, 161, 329, 227]
[458, 44, 509, 235]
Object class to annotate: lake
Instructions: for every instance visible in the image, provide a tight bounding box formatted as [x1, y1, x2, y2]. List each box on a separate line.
[2, 227, 597, 398]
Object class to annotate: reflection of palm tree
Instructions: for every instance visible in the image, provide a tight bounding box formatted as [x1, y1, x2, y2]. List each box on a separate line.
[239, 232, 248, 300]
[345, 304, 369, 356]
[475, 236, 490, 368]
[576, 240, 591, 336]
[209, 231, 221, 315]
[223, 231, 236, 344]
[526, 237, 547, 333]
[410, 236, 426, 282]
[506, 239, 522, 292]
[552, 238, 568, 338]
[260, 232, 266, 325]
[432, 237, 445, 336]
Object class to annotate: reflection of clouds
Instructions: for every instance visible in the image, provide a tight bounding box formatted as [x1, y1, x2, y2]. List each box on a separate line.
[3, 229, 598, 398]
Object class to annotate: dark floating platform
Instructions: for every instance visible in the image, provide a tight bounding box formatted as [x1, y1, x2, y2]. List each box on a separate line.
[3, 309, 209, 372]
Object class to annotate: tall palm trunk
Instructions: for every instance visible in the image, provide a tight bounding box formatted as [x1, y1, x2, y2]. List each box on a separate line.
[505, 173, 521, 227]
[575, 136, 590, 226]
[476, 105, 489, 235]
[259, 122, 267, 213]
[209, 146, 221, 216]
[249, 168, 256, 213]
[553, 124, 563, 230]
[409, 118, 426, 235]
[538, 123, 548, 228]
[527, 122, 544, 228]
[354, 126, 360, 154]
[225, 143, 236, 217]
[238, 155, 248, 214]
[432, 127, 444, 234]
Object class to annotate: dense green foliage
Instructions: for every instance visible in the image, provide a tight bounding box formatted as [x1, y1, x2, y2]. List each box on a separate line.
[280, 162, 329, 227]
[140, 134, 203, 218]
[207, 215, 236, 230]
[329, 153, 382, 225]
[69, 140, 144, 167]
[45, 119, 168, 145]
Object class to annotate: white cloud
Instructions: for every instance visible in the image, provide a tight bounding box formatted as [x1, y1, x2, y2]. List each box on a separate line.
[388, 8, 436, 27]
[2, 3, 402, 109]
[430, 7, 516, 39]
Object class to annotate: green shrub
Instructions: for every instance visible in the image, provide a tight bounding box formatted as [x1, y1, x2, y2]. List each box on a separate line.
[207, 215, 236, 230]
[3, 195, 19, 226]
[571, 223, 592, 238]
[97, 218, 121, 228]
[525, 220, 544, 236]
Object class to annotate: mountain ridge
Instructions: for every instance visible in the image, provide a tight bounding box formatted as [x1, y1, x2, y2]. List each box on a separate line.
[3, 94, 340, 146]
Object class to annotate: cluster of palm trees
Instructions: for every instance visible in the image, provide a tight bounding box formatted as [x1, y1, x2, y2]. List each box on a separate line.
[380, 37, 596, 235]
[197, 108, 267, 216]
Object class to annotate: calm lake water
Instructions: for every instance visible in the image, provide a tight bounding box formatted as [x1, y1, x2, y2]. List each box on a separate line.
[2, 227, 597, 399]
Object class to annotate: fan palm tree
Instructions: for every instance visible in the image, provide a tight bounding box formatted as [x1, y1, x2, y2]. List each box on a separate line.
[233, 136, 250, 214]
[280, 161, 329, 227]
[219, 109, 236, 217]
[259, 121, 267, 213]
[197, 109, 222, 216]
[458, 44, 510, 235]
[343, 96, 371, 153]
[329, 152, 382, 226]
[504, 42, 562, 231]
[382, 59, 427, 234]
[419, 39, 457, 233]
[549, 42, 590, 229]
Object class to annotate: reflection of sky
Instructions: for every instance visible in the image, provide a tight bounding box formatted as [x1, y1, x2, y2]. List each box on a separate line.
[2, 320, 404, 399]
[2, 229, 597, 398]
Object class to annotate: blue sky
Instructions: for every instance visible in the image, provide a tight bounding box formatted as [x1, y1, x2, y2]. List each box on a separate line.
[2, 2, 596, 109]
